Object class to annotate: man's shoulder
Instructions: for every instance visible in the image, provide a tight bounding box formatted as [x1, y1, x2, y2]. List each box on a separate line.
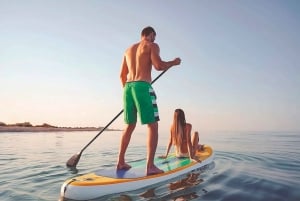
[127, 42, 139, 50]
[140, 40, 159, 48]
[124, 43, 139, 55]
[150, 42, 159, 48]
[146, 42, 159, 54]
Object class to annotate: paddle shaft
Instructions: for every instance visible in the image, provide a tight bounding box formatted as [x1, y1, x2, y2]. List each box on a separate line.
[79, 70, 168, 154]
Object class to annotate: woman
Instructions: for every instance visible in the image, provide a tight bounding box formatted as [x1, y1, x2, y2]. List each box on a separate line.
[160, 109, 203, 161]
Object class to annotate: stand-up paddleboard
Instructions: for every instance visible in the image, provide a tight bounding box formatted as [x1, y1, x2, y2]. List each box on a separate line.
[60, 145, 214, 200]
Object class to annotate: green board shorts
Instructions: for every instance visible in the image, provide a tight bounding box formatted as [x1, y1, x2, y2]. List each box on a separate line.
[123, 81, 159, 124]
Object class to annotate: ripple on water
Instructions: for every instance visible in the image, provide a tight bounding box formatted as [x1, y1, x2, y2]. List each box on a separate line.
[204, 150, 300, 201]
[1, 131, 300, 201]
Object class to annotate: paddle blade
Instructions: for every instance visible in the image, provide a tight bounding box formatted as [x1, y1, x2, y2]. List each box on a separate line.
[66, 153, 81, 168]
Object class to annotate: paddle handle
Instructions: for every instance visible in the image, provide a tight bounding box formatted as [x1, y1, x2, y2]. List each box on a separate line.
[79, 70, 168, 154]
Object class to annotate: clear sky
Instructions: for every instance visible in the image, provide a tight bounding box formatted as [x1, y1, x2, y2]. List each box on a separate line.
[1, 0, 299, 133]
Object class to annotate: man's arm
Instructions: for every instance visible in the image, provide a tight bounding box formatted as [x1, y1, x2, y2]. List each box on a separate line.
[120, 56, 128, 87]
[150, 43, 181, 71]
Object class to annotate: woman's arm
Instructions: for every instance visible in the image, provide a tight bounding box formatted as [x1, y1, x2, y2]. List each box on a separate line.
[159, 127, 173, 159]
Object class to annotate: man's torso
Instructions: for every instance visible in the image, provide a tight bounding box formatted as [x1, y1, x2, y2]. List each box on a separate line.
[125, 40, 153, 83]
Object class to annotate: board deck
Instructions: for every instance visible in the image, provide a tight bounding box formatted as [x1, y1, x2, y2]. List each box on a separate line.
[60, 145, 214, 200]
[95, 155, 191, 178]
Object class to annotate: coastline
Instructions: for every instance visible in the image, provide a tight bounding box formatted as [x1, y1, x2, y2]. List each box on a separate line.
[0, 126, 121, 132]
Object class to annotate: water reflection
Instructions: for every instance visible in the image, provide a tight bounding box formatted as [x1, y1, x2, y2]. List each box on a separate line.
[140, 172, 203, 201]
[67, 166, 79, 174]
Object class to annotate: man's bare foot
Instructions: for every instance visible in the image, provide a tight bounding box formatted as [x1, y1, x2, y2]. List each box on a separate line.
[117, 163, 132, 171]
[147, 165, 164, 176]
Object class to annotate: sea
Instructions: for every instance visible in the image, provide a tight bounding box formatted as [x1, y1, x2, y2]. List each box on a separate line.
[0, 130, 299, 201]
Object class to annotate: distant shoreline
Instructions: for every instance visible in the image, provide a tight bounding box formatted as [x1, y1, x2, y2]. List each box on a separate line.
[0, 126, 122, 133]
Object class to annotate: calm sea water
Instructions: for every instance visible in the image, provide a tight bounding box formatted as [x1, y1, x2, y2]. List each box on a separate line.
[0, 130, 299, 201]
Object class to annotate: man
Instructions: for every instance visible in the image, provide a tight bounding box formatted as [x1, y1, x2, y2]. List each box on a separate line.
[117, 26, 181, 175]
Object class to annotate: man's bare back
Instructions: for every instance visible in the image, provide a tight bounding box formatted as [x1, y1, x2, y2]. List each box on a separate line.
[124, 40, 153, 83]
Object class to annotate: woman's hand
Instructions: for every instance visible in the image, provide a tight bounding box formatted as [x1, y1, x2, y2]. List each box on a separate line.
[191, 156, 202, 163]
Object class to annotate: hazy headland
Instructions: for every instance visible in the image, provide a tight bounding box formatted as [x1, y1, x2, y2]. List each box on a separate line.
[0, 122, 121, 132]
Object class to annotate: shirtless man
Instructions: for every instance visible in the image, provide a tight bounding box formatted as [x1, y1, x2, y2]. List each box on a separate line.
[117, 26, 181, 175]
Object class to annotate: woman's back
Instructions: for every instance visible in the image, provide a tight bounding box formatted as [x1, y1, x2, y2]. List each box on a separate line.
[172, 123, 192, 157]
[160, 109, 200, 161]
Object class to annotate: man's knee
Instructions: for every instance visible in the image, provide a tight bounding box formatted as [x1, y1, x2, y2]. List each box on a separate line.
[147, 122, 158, 130]
[125, 123, 136, 133]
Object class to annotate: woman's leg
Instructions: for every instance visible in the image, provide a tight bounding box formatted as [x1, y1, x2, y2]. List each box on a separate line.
[191, 131, 199, 156]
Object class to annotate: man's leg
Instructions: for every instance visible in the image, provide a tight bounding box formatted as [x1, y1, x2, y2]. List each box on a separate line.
[146, 122, 164, 175]
[117, 123, 136, 170]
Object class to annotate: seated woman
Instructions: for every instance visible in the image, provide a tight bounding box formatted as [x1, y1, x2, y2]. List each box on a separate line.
[160, 108, 203, 161]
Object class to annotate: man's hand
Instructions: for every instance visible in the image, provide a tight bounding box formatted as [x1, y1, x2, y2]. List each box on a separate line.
[173, 57, 181, 65]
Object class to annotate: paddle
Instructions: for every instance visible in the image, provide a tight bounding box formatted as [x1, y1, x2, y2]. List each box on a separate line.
[66, 70, 168, 168]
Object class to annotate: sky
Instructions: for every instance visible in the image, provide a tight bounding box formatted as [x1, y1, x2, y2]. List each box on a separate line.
[1, 0, 300, 133]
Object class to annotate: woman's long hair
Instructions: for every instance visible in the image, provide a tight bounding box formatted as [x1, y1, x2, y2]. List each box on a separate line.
[171, 109, 186, 150]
